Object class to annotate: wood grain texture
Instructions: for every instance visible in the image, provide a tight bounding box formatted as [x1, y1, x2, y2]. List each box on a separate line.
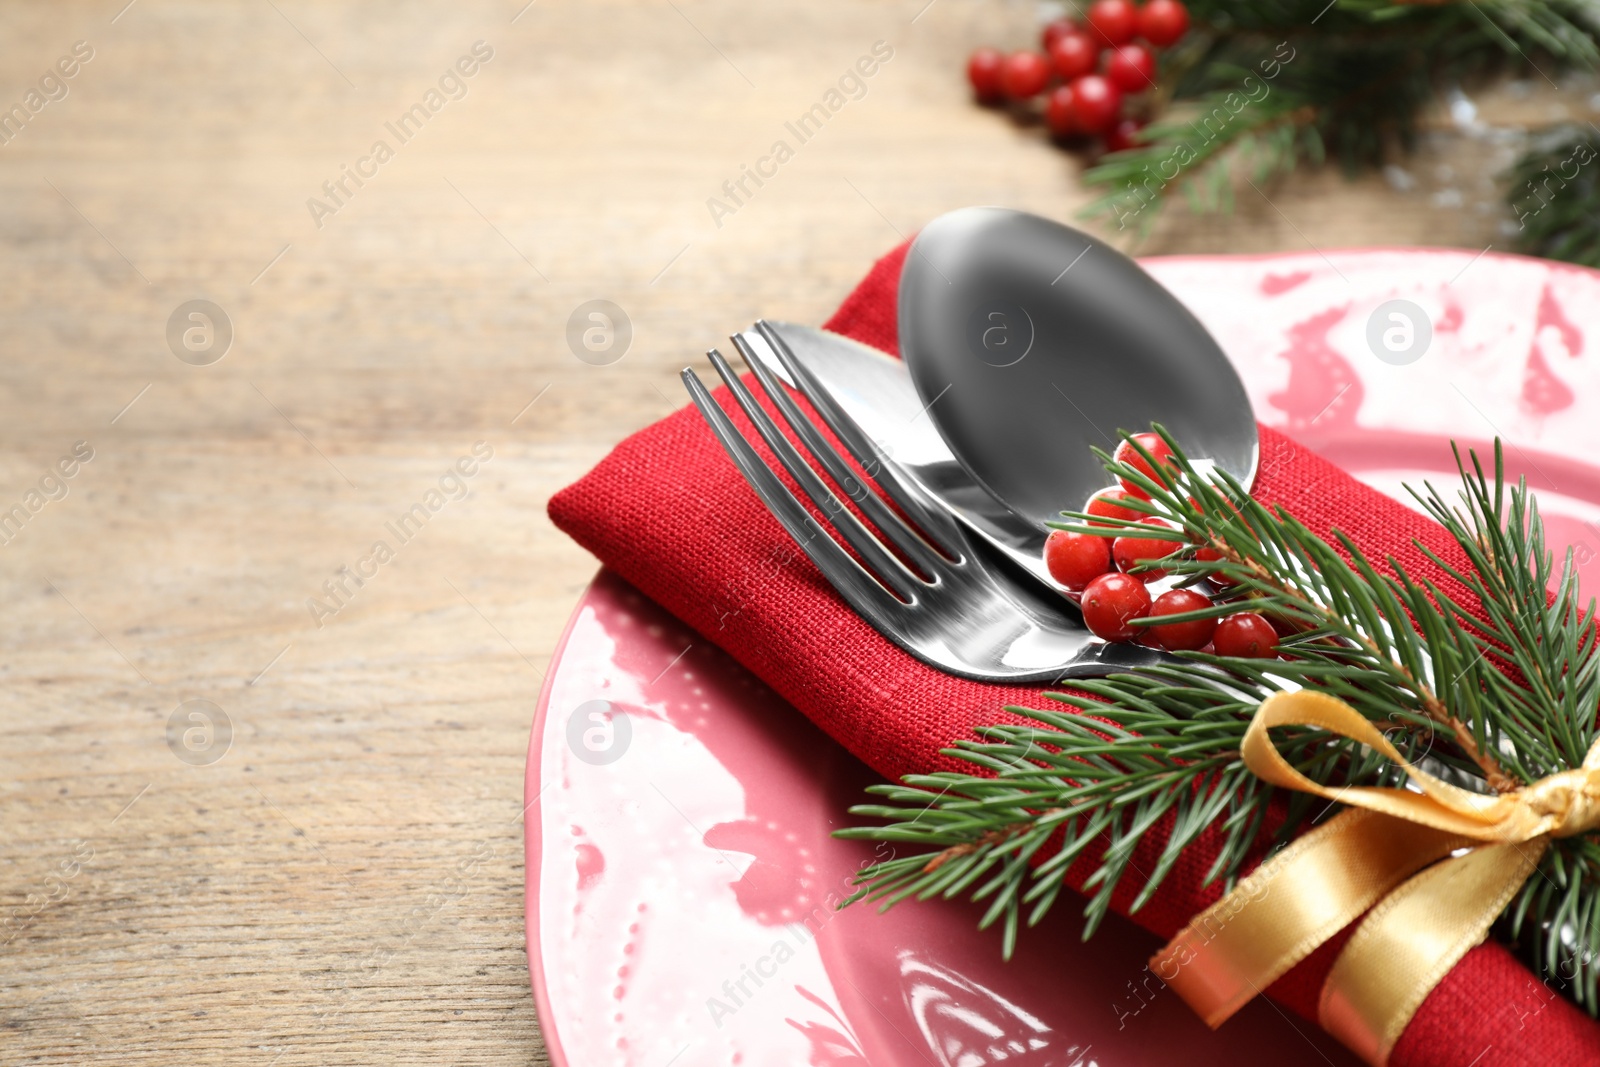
[0, 1, 1585, 1064]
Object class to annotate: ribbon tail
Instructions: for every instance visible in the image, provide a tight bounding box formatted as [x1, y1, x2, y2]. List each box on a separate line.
[1153, 809, 1466, 1028]
[1320, 840, 1548, 1066]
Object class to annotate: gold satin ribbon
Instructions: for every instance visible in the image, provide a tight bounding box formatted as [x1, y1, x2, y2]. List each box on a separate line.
[1152, 689, 1600, 1066]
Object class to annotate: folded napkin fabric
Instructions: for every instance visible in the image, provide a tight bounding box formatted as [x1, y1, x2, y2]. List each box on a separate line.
[549, 240, 1600, 1066]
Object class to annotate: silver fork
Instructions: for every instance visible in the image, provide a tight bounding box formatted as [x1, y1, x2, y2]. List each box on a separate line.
[680, 322, 1180, 683]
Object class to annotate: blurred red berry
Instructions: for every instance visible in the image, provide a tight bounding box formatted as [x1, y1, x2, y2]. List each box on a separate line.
[1139, 0, 1191, 48]
[1214, 612, 1279, 658]
[1048, 30, 1100, 81]
[1084, 486, 1144, 529]
[967, 47, 1006, 103]
[1196, 545, 1244, 590]
[1081, 572, 1152, 641]
[1041, 17, 1077, 51]
[1149, 588, 1217, 651]
[1105, 42, 1156, 92]
[1086, 0, 1139, 46]
[1105, 117, 1146, 153]
[1001, 51, 1051, 99]
[1067, 74, 1123, 135]
[1045, 85, 1079, 137]
[1113, 432, 1176, 497]
[1266, 612, 1303, 638]
[1112, 517, 1185, 580]
[1044, 529, 1113, 590]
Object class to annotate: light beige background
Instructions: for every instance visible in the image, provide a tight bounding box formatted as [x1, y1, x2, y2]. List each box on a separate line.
[0, 1, 1573, 1063]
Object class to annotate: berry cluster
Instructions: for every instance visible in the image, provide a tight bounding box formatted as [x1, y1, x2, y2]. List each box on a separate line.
[1042, 432, 1279, 658]
[966, 0, 1189, 151]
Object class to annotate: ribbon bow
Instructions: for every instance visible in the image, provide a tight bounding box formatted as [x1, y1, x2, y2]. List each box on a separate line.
[1152, 689, 1600, 1066]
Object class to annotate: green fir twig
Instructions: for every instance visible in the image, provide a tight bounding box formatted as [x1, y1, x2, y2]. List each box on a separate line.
[836, 427, 1600, 1013]
[1507, 122, 1600, 267]
[1076, 0, 1600, 261]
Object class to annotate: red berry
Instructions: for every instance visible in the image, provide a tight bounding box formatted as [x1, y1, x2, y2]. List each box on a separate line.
[1086, 0, 1139, 46]
[1105, 117, 1146, 153]
[1112, 517, 1184, 580]
[1048, 31, 1100, 81]
[1084, 486, 1144, 529]
[1196, 545, 1244, 590]
[1139, 0, 1191, 48]
[1041, 17, 1077, 51]
[1266, 612, 1302, 638]
[1113, 432, 1176, 497]
[1081, 572, 1152, 642]
[1067, 74, 1123, 136]
[1214, 612, 1279, 658]
[1148, 589, 1217, 651]
[1044, 85, 1079, 137]
[1001, 51, 1051, 99]
[967, 47, 1006, 104]
[1105, 43, 1156, 92]
[1044, 529, 1113, 590]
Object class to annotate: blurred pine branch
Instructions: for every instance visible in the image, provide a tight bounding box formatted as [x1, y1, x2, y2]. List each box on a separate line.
[1507, 122, 1600, 266]
[1076, 0, 1600, 265]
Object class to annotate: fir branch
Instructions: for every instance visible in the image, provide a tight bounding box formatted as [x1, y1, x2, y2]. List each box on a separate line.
[1077, 434, 1528, 790]
[1078, 0, 1600, 242]
[1507, 123, 1600, 267]
[837, 428, 1600, 1013]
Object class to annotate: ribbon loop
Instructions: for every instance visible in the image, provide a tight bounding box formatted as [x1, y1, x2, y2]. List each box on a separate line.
[1153, 689, 1600, 1066]
[1243, 690, 1533, 840]
[1319, 839, 1547, 1065]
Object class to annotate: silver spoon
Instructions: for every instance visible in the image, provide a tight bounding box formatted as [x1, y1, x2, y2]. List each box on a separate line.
[898, 206, 1258, 538]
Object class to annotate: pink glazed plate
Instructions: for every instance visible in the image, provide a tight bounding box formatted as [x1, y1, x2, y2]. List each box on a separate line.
[526, 249, 1600, 1067]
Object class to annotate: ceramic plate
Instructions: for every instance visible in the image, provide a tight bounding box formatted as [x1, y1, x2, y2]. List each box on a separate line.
[526, 249, 1600, 1067]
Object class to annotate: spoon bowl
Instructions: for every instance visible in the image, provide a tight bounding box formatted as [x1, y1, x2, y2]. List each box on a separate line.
[898, 207, 1257, 529]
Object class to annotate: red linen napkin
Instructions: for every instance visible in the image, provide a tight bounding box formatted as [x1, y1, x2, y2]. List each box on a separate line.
[548, 240, 1600, 1065]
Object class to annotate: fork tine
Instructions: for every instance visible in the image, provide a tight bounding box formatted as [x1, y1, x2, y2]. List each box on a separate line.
[729, 332, 947, 579]
[703, 348, 921, 601]
[680, 367, 905, 624]
[751, 320, 963, 557]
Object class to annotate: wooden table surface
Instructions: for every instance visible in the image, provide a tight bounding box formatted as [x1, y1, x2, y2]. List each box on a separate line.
[0, 2, 1584, 1064]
